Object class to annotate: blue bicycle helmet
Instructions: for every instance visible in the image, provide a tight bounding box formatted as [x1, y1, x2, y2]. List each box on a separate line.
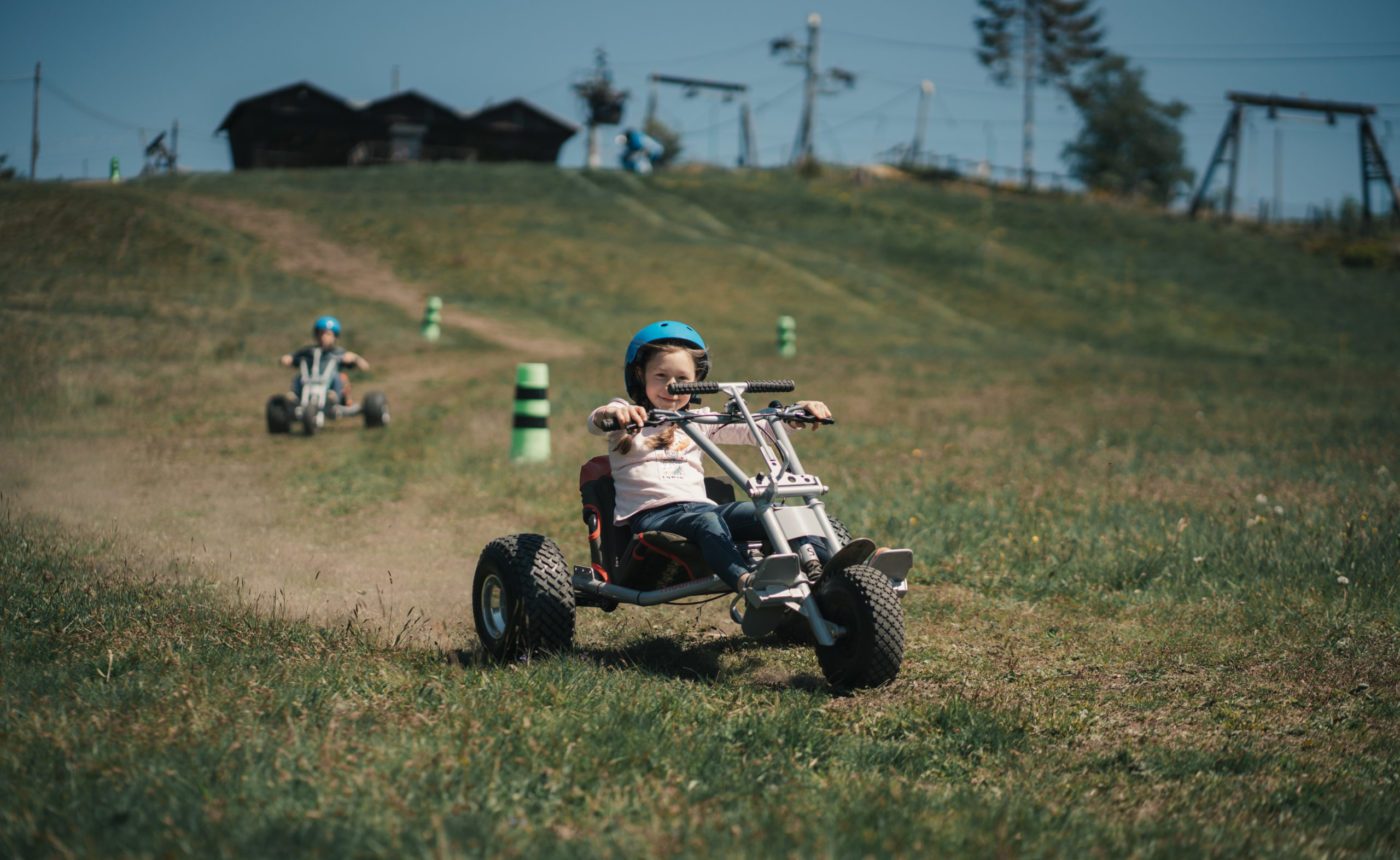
[313, 315, 341, 336]
[624, 320, 709, 404]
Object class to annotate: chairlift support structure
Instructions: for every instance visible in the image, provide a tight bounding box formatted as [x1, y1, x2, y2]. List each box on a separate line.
[645, 73, 757, 167]
[1189, 91, 1400, 225]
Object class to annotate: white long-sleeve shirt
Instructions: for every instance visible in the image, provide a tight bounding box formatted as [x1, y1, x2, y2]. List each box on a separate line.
[587, 399, 758, 523]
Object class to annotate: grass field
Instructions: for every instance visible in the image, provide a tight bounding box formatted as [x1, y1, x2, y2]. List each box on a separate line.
[1, 164, 1397, 857]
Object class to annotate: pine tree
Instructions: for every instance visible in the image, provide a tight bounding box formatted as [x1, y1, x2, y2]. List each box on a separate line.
[1062, 54, 1193, 205]
[974, 0, 1106, 186]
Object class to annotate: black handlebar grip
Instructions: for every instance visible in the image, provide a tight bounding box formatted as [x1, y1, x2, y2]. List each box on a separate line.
[667, 381, 720, 395]
[744, 380, 796, 392]
[597, 417, 620, 432]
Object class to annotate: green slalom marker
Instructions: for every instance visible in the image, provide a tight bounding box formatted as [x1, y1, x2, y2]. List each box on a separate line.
[777, 314, 796, 358]
[421, 296, 442, 342]
[511, 363, 550, 462]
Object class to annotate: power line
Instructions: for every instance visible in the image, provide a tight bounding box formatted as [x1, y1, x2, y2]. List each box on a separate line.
[826, 28, 971, 54]
[617, 38, 770, 69]
[1137, 51, 1400, 63]
[42, 79, 148, 132]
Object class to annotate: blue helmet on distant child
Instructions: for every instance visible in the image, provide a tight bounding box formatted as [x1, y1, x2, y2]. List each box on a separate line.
[313, 315, 341, 336]
[624, 320, 709, 404]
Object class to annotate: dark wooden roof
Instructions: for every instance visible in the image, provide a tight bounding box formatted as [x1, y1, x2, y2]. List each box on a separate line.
[217, 81, 356, 133]
[465, 98, 578, 134]
[363, 91, 465, 125]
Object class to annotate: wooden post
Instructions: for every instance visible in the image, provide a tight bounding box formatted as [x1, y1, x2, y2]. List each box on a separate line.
[30, 61, 40, 180]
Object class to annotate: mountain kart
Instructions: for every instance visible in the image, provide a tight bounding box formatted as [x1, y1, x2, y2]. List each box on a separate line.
[266, 347, 388, 436]
[472, 380, 911, 689]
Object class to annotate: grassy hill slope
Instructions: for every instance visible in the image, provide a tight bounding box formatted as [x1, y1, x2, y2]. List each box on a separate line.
[1, 165, 1397, 856]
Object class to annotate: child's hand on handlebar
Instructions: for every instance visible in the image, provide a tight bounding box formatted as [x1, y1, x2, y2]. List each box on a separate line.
[597, 403, 649, 431]
[791, 400, 832, 430]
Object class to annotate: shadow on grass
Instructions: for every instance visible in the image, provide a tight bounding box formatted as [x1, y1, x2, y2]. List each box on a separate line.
[580, 634, 829, 691]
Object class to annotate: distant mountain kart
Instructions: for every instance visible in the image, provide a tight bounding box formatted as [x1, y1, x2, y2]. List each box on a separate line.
[265, 348, 388, 435]
[471, 380, 911, 690]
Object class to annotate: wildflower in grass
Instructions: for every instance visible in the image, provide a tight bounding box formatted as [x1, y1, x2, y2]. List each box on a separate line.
[1255, 493, 1269, 505]
[911, 448, 924, 458]
[1193, 555, 1206, 564]
[1337, 575, 1350, 586]
[909, 515, 919, 526]
[1031, 535, 1040, 544]
[1273, 505, 1284, 515]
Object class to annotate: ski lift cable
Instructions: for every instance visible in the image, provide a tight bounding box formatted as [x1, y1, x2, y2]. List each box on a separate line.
[42, 79, 149, 132]
[824, 86, 921, 132]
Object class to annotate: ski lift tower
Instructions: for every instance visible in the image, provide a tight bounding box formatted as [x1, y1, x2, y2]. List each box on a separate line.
[645, 74, 758, 167]
[573, 48, 629, 169]
[1189, 91, 1400, 225]
[770, 13, 857, 167]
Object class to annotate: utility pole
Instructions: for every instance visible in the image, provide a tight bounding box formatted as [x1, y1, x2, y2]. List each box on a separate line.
[392, 65, 400, 95]
[793, 13, 821, 165]
[30, 61, 40, 181]
[910, 80, 934, 166]
[1273, 124, 1282, 222]
[171, 119, 180, 173]
[1021, 3, 1035, 187]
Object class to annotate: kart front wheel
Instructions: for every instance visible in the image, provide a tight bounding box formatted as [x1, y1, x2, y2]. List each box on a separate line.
[362, 391, 388, 428]
[302, 406, 318, 436]
[813, 563, 903, 689]
[472, 534, 576, 661]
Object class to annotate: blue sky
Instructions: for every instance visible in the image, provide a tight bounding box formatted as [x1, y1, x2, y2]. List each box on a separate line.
[2, 0, 1398, 218]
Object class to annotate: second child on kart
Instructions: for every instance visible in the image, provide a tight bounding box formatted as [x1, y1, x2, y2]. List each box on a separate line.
[280, 315, 370, 407]
[587, 320, 833, 591]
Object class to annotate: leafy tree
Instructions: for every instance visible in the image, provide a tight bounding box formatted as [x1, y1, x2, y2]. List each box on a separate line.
[1062, 54, 1193, 205]
[0, 154, 15, 182]
[975, 0, 1106, 185]
[643, 118, 682, 169]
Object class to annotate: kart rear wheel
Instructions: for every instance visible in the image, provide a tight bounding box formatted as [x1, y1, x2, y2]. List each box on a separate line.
[472, 534, 575, 661]
[363, 391, 388, 428]
[265, 395, 292, 434]
[813, 563, 903, 689]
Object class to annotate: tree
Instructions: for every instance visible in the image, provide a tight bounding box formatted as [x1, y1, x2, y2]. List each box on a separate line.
[975, 0, 1106, 186]
[0, 154, 14, 181]
[642, 117, 682, 169]
[1062, 54, 1193, 205]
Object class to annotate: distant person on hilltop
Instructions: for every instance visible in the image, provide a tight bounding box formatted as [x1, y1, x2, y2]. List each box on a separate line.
[280, 315, 370, 407]
[617, 128, 664, 175]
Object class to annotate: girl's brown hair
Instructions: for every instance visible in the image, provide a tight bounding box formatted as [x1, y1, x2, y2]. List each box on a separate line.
[613, 344, 704, 454]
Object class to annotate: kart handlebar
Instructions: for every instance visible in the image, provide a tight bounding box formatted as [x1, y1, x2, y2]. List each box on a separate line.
[596, 403, 832, 433]
[666, 379, 795, 395]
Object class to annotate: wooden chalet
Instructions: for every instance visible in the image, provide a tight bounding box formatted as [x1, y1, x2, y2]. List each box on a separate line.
[217, 82, 577, 169]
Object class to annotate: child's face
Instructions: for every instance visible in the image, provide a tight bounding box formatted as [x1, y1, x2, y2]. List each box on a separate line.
[317, 329, 337, 348]
[642, 348, 697, 410]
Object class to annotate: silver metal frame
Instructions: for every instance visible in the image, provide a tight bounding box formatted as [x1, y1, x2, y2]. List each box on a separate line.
[292, 348, 363, 428]
[570, 381, 908, 646]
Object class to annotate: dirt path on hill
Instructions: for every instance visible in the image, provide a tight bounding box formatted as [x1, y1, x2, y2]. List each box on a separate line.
[183, 195, 582, 359]
[2, 198, 596, 649]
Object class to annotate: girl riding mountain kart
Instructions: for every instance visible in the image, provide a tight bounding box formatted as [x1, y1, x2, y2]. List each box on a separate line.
[266, 315, 388, 435]
[472, 321, 912, 689]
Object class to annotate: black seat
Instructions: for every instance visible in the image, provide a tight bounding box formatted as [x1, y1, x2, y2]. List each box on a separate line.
[579, 455, 735, 590]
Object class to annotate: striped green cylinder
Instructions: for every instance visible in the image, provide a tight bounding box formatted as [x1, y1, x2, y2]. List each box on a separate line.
[421, 296, 442, 342]
[777, 315, 796, 358]
[510, 363, 550, 463]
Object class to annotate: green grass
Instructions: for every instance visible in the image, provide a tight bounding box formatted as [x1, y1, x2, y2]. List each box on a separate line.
[1, 164, 1398, 856]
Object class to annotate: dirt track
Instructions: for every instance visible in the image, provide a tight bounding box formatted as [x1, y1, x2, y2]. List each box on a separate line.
[1, 198, 594, 649]
[184, 196, 583, 359]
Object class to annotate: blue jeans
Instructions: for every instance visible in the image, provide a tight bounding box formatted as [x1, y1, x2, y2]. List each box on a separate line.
[631, 501, 831, 589]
